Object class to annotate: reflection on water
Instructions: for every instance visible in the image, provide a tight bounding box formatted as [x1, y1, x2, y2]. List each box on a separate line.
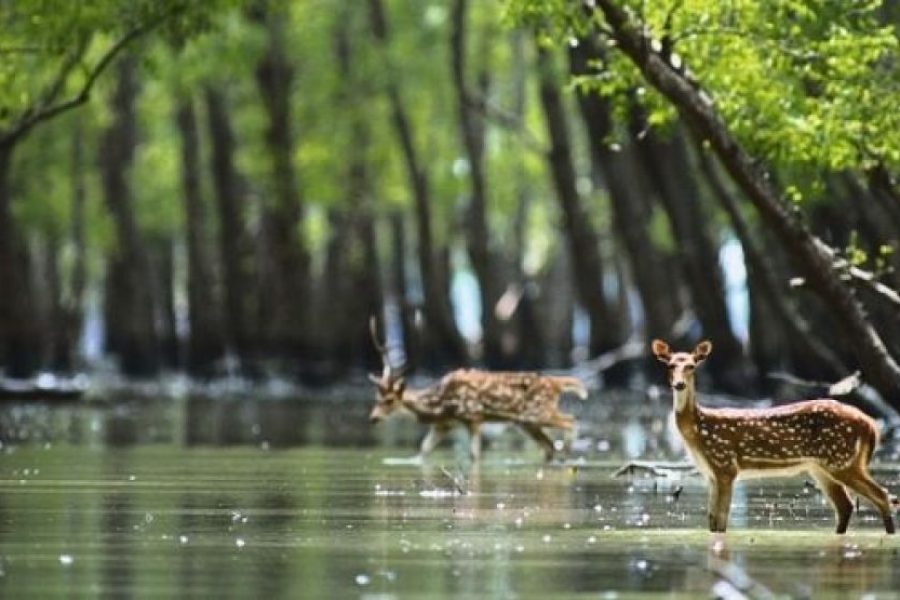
[0, 390, 898, 597]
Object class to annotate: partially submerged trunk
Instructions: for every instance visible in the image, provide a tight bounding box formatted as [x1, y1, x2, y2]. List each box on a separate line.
[99, 59, 159, 377]
[536, 47, 623, 356]
[176, 96, 226, 377]
[593, 0, 900, 401]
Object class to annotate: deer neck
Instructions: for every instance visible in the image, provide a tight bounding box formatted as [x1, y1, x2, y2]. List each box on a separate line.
[672, 383, 700, 420]
[400, 388, 439, 419]
[672, 382, 704, 462]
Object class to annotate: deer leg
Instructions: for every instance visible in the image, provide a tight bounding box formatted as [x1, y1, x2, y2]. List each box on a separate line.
[522, 423, 555, 462]
[708, 475, 735, 533]
[811, 470, 853, 534]
[838, 469, 895, 534]
[467, 421, 482, 462]
[418, 425, 449, 458]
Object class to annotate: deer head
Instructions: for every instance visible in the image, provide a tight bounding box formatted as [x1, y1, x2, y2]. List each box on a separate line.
[651, 339, 712, 391]
[368, 317, 406, 423]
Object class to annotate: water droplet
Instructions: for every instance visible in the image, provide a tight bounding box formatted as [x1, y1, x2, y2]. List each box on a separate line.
[355, 574, 371, 586]
[588, 536, 597, 544]
[496, 502, 506, 510]
[593, 504, 603, 513]
[235, 538, 246, 548]
[59, 554, 74, 566]
[542, 535, 551, 543]
[179, 535, 189, 544]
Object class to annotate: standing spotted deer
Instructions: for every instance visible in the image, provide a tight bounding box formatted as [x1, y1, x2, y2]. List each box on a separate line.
[652, 339, 895, 534]
[367, 321, 587, 462]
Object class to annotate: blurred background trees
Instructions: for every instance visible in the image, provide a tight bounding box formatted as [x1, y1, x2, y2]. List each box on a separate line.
[1, 1, 899, 403]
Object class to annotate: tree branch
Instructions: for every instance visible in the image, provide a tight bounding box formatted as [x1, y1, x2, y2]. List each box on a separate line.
[1, 8, 181, 146]
[464, 93, 547, 155]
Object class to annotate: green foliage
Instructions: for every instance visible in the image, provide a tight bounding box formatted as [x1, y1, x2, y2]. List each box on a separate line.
[504, 0, 900, 199]
[0, 1, 242, 137]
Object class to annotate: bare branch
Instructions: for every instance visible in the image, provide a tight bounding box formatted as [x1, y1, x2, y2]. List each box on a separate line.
[846, 264, 900, 308]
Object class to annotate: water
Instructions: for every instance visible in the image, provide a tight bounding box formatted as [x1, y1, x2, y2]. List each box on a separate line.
[0, 390, 899, 597]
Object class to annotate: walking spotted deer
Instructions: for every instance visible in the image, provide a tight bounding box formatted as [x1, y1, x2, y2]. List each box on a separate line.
[652, 339, 895, 534]
[367, 321, 587, 461]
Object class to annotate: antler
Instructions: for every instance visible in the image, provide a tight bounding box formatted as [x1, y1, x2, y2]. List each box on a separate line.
[369, 316, 393, 381]
[368, 316, 407, 382]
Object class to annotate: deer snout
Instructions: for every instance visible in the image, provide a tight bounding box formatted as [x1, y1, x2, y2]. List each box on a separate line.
[673, 381, 687, 391]
[369, 407, 384, 423]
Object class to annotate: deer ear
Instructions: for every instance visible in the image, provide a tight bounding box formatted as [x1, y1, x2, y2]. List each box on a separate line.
[651, 339, 671, 363]
[392, 377, 405, 391]
[693, 340, 713, 363]
[368, 373, 381, 385]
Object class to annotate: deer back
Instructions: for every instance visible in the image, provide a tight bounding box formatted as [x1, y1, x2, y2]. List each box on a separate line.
[428, 370, 566, 423]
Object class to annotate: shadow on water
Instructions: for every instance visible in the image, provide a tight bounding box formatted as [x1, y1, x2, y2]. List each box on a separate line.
[0, 388, 898, 597]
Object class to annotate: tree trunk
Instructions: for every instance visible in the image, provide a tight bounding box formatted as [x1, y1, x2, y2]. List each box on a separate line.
[593, 0, 900, 401]
[0, 144, 42, 377]
[176, 96, 226, 377]
[252, 5, 310, 363]
[568, 38, 681, 344]
[449, 0, 505, 366]
[65, 120, 88, 370]
[631, 121, 747, 387]
[367, 0, 466, 367]
[535, 47, 623, 356]
[205, 86, 255, 369]
[390, 212, 418, 371]
[696, 141, 847, 380]
[151, 237, 180, 369]
[333, 10, 384, 374]
[100, 58, 159, 377]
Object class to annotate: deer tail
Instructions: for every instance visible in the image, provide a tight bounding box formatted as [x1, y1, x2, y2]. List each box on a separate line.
[859, 416, 880, 466]
[557, 377, 588, 400]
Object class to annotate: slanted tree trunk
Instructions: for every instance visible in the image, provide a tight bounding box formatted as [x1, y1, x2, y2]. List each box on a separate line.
[368, 0, 466, 367]
[100, 58, 159, 377]
[450, 0, 506, 366]
[252, 4, 310, 364]
[535, 47, 623, 356]
[205, 87, 255, 370]
[0, 145, 42, 377]
[632, 121, 747, 387]
[568, 39, 680, 344]
[696, 142, 847, 380]
[593, 0, 900, 401]
[176, 97, 226, 377]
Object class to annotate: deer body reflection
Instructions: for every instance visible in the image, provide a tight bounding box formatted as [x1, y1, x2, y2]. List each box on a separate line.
[653, 339, 895, 534]
[368, 321, 587, 462]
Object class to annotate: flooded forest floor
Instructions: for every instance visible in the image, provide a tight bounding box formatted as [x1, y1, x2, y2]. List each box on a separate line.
[1, 385, 899, 597]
